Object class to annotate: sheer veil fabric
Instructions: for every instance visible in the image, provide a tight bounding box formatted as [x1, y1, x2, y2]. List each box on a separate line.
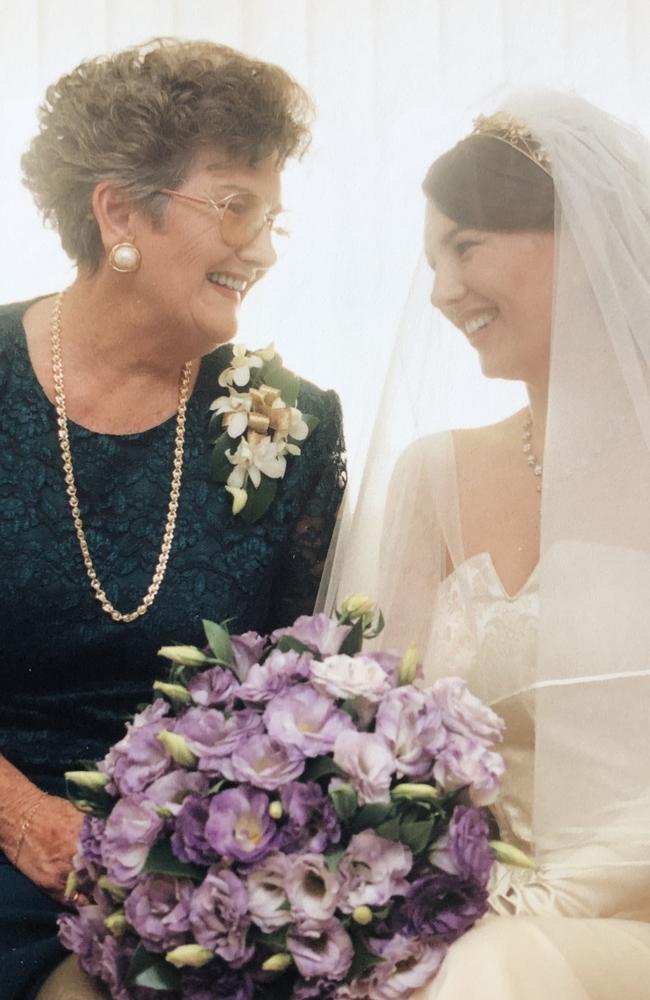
[322, 91, 650, 908]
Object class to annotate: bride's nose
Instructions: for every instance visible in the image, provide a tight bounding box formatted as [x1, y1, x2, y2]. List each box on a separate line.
[430, 261, 466, 310]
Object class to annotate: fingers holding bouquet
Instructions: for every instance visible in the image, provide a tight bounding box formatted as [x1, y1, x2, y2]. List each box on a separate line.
[58, 597, 524, 999]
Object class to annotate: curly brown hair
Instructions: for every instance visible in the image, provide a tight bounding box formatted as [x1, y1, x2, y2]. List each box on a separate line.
[22, 38, 314, 268]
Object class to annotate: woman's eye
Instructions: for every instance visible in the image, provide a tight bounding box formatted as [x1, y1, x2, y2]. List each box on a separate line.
[455, 240, 478, 256]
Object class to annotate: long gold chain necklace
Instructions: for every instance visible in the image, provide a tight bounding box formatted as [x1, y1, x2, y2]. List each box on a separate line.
[50, 291, 193, 623]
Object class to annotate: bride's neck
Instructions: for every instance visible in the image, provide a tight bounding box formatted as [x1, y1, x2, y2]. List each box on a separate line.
[526, 382, 548, 449]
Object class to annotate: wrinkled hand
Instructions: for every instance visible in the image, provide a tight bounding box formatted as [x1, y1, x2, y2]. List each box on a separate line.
[15, 794, 85, 904]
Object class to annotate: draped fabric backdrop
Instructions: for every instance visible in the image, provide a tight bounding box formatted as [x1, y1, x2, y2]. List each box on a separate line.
[2, 0, 650, 472]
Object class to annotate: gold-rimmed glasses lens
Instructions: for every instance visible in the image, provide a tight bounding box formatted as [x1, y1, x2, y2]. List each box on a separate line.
[218, 192, 289, 249]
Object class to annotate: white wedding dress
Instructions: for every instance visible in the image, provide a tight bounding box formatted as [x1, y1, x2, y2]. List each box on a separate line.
[413, 553, 650, 1000]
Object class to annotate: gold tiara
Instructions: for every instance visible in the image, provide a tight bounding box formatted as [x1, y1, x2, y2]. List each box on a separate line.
[471, 113, 552, 177]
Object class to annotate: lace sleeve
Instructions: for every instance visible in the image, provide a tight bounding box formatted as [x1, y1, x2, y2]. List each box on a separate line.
[264, 387, 346, 630]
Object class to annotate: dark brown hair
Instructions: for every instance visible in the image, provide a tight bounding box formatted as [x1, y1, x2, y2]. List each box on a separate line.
[422, 134, 554, 232]
[22, 38, 314, 268]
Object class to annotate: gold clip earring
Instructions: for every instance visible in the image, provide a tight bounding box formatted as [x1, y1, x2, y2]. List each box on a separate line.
[108, 242, 141, 273]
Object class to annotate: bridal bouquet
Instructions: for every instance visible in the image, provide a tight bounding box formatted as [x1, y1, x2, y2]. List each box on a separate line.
[59, 598, 507, 1000]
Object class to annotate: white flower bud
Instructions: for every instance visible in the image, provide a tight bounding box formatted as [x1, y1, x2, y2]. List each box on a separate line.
[152, 681, 193, 706]
[340, 593, 376, 620]
[64, 770, 110, 789]
[352, 905, 373, 925]
[398, 642, 419, 685]
[157, 646, 208, 667]
[262, 953, 293, 973]
[165, 944, 214, 969]
[268, 801, 284, 820]
[157, 731, 198, 768]
[489, 840, 536, 869]
[225, 485, 248, 514]
[104, 911, 128, 937]
[392, 782, 439, 800]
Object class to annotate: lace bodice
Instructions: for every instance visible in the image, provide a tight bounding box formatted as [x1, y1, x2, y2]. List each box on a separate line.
[0, 301, 346, 788]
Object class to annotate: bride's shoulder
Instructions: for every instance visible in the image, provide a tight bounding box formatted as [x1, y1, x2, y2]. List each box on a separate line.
[395, 411, 525, 475]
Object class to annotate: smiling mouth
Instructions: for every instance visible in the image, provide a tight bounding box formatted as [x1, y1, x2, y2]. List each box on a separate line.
[464, 310, 498, 337]
[207, 271, 248, 293]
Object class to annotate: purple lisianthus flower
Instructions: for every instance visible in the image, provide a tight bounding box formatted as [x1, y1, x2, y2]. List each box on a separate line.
[188, 665, 238, 708]
[101, 799, 164, 887]
[58, 906, 106, 979]
[182, 960, 254, 1000]
[246, 852, 292, 931]
[190, 867, 253, 965]
[431, 676, 504, 746]
[375, 686, 446, 778]
[175, 707, 264, 774]
[433, 734, 505, 806]
[264, 684, 354, 758]
[338, 830, 412, 912]
[287, 918, 354, 981]
[231, 630, 268, 679]
[75, 815, 106, 869]
[292, 980, 339, 1000]
[139, 769, 209, 816]
[285, 853, 340, 923]
[366, 935, 446, 999]
[171, 794, 219, 866]
[219, 734, 305, 790]
[99, 934, 138, 1000]
[309, 654, 392, 703]
[431, 805, 494, 888]
[205, 787, 277, 863]
[124, 873, 193, 953]
[238, 649, 312, 704]
[333, 731, 395, 804]
[400, 870, 488, 943]
[99, 699, 172, 796]
[272, 613, 351, 657]
[278, 781, 341, 853]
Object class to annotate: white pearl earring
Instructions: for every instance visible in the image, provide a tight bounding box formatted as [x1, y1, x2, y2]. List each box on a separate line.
[108, 242, 141, 273]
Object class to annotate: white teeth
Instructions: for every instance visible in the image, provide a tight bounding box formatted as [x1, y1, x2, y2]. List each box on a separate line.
[207, 272, 247, 292]
[465, 312, 497, 336]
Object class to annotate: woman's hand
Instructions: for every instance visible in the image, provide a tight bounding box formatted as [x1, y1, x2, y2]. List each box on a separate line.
[14, 793, 84, 904]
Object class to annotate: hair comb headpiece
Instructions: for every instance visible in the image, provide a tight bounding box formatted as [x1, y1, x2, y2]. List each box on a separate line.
[472, 113, 552, 177]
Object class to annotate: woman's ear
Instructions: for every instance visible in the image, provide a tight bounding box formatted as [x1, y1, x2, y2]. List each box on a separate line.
[91, 181, 139, 252]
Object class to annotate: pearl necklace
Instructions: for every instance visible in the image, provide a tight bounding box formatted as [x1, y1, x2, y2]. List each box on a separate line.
[50, 291, 193, 622]
[522, 412, 543, 493]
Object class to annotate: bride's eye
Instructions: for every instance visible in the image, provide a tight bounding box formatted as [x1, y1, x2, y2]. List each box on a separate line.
[455, 239, 479, 257]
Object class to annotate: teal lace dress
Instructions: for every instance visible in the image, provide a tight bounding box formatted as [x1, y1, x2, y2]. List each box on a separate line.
[0, 300, 346, 998]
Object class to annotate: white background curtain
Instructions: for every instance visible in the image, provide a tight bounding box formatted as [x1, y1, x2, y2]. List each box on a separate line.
[2, 0, 650, 467]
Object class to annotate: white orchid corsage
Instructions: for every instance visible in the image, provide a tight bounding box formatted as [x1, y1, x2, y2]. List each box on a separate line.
[209, 344, 319, 522]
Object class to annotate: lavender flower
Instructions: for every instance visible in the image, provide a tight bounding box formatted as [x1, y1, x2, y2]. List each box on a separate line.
[333, 731, 395, 804]
[188, 666, 238, 708]
[292, 980, 339, 1000]
[219, 734, 305, 791]
[190, 867, 253, 965]
[431, 677, 504, 745]
[205, 787, 277, 863]
[140, 770, 209, 816]
[171, 794, 219, 866]
[182, 960, 254, 1000]
[277, 781, 341, 853]
[101, 799, 164, 887]
[374, 686, 446, 778]
[246, 852, 293, 931]
[175, 707, 264, 774]
[285, 853, 340, 923]
[124, 874, 193, 952]
[231, 631, 268, 679]
[264, 685, 354, 758]
[99, 934, 138, 1000]
[431, 806, 494, 888]
[272, 613, 351, 656]
[58, 906, 106, 979]
[399, 870, 488, 942]
[100, 699, 172, 796]
[238, 649, 312, 704]
[366, 935, 446, 999]
[287, 918, 354, 980]
[433, 734, 505, 805]
[75, 815, 106, 868]
[309, 654, 392, 703]
[338, 830, 412, 912]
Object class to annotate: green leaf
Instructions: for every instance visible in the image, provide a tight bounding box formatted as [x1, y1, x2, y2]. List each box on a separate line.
[239, 476, 278, 524]
[363, 608, 385, 640]
[339, 617, 365, 656]
[207, 411, 225, 443]
[351, 802, 394, 832]
[142, 840, 203, 881]
[329, 783, 358, 821]
[397, 817, 435, 854]
[209, 431, 234, 482]
[262, 366, 299, 407]
[374, 817, 402, 842]
[202, 619, 234, 667]
[252, 926, 288, 949]
[126, 943, 181, 991]
[303, 756, 345, 782]
[346, 928, 384, 981]
[275, 636, 314, 656]
[324, 848, 345, 872]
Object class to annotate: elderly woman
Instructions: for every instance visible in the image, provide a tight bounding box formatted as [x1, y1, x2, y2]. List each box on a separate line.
[0, 39, 344, 998]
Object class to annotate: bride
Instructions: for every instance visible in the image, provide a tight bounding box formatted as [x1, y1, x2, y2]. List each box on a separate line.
[327, 92, 650, 997]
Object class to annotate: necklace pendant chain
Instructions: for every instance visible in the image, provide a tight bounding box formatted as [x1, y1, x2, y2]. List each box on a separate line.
[50, 291, 192, 622]
[522, 412, 543, 494]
